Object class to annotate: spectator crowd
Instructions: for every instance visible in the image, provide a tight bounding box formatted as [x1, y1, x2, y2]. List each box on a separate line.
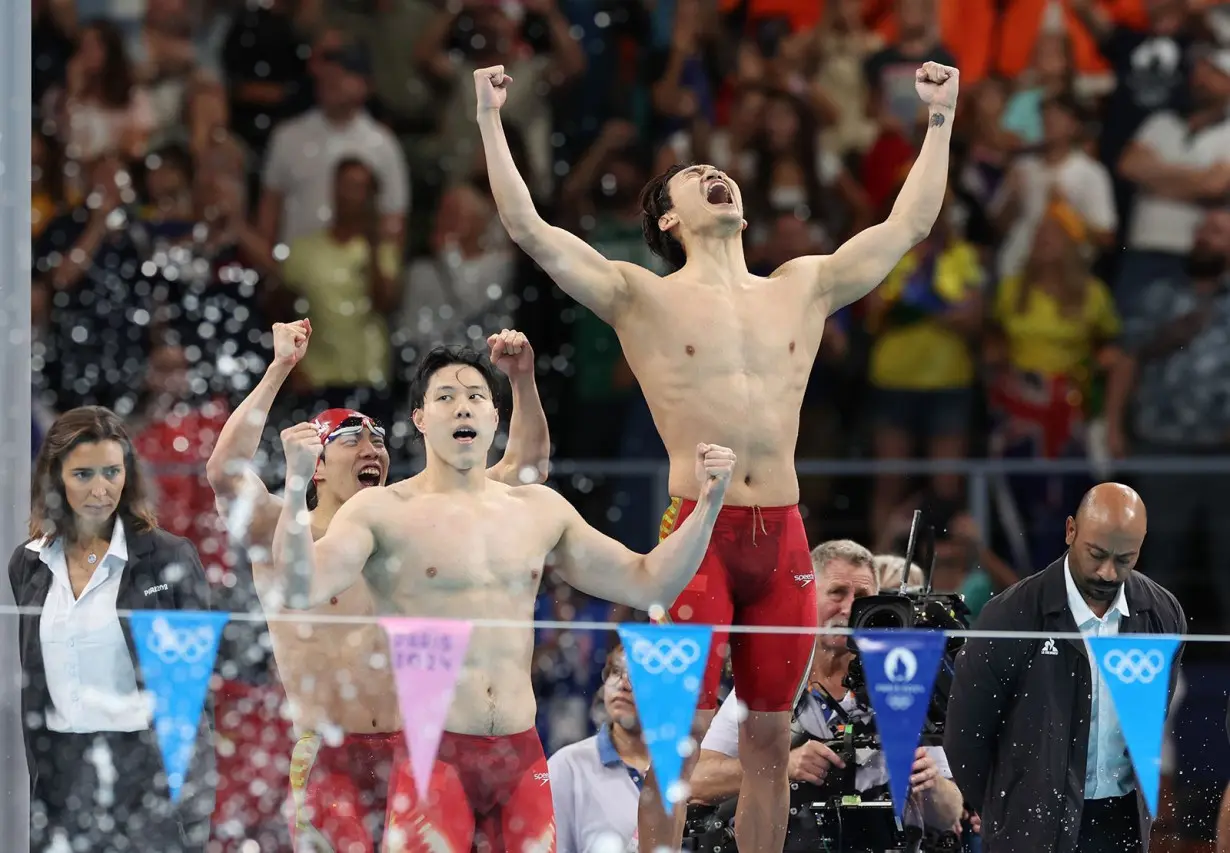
[21, 0, 1230, 848]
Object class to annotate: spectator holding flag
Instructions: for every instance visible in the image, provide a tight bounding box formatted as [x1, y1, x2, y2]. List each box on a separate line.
[7, 406, 214, 853]
[946, 482, 1186, 853]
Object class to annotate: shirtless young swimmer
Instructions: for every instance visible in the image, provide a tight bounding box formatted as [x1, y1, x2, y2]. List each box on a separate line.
[273, 344, 737, 853]
[206, 321, 550, 852]
[475, 60, 960, 853]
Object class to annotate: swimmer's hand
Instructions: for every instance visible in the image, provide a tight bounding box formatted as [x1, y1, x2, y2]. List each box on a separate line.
[474, 65, 512, 113]
[914, 61, 959, 111]
[696, 443, 736, 502]
[488, 328, 533, 378]
[272, 320, 311, 368]
[281, 422, 324, 482]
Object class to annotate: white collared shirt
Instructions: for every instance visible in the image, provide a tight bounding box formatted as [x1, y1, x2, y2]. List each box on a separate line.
[1064, 556, 1134, 799]
[30, 521, 152, 733]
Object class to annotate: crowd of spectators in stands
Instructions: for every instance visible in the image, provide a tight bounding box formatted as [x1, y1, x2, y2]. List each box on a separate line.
[25, 0, 1230, 846]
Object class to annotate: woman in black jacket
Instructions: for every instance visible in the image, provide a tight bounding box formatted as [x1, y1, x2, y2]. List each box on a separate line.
[9, 405, 215, 852]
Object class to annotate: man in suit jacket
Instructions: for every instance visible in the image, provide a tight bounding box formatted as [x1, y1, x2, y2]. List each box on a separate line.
[944, 483, 1186, 853]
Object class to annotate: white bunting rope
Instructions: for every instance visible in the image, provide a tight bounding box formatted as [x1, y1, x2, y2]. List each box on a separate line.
[0, 604, 1220, 642]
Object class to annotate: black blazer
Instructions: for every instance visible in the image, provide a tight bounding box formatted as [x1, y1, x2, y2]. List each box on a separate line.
[8, 525, 217, 839]
[944, 557, 1187, 853]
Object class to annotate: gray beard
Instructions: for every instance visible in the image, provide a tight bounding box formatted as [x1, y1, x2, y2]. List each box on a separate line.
[612, 715, 641, 736]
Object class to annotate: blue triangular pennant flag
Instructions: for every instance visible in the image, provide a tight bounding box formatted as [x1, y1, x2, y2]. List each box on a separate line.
[1087, 635, 1181, 818]
[617, 623, 711, 814]
[130, 610, 230, 802]
[854, 630, 948, 822]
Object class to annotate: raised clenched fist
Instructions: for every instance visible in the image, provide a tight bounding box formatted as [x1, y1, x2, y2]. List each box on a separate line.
[488, 329, 534, 379]
[272, 320, 311, 368]
[474, 65, 512, 114]
[282, 422, 323, 480]
[915, 62, 959, 111]
[695, 443, 736, 502]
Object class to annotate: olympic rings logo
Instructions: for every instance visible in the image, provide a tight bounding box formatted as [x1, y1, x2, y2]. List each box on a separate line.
[630, 637, 702, 676]
[146, 617, 218, 665]
[1102, 649, 1165, 684]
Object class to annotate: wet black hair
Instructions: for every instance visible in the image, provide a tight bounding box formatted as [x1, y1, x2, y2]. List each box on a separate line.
[409, 345, 504, 438]
[639, 163, 692, 271]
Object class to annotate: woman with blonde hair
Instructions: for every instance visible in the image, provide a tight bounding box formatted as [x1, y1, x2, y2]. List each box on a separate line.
[986, 200, 1132, 569]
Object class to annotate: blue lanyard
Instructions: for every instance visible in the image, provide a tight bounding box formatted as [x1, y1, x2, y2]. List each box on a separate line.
[809, 686, 853, 730]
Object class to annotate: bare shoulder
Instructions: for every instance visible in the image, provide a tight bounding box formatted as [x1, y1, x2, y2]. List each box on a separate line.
[612, 259, 662, 294]
[338, 483, 398, 521]
[218, 469, 282, 545]
[770, 254, 830, 287]
[510, 482, 577, 520]
[768, 255, 837, 312]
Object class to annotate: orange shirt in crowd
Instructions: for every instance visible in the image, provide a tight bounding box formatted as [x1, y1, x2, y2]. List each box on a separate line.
[729, 0, 1151, 82]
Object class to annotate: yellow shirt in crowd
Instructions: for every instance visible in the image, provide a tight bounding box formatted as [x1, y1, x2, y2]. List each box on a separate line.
[281, 232, 399, 389]
[869, 241, 982, 391]
[994, 274, 1120, 377]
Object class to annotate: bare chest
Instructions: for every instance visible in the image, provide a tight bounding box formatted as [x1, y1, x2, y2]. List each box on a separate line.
[621, 278, 824, 379]
[369, 497, 553, 605]
[624, 279, 826, 386]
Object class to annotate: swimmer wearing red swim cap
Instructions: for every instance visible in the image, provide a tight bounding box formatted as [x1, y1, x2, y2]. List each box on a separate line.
[273, 340, 735, 853]
[207, 322, 550, 851]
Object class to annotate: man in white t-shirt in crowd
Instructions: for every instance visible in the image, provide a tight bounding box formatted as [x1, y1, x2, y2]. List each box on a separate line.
[398, 181, 515, 365]
[1116, 46, 1230, 315]
[257, 30, 409, 249]
[689, 539, 963, 835]
[549, 643, 650, 853]
[992, 93, 1117, 279]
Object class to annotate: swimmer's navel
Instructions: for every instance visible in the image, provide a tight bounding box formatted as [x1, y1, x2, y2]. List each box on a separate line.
[426, 566, 438, 578]
[744, 475, 752, 486]
[789, 341, 795, 353]
[530, 569, 540, 580]
[685, 344, 696, 356]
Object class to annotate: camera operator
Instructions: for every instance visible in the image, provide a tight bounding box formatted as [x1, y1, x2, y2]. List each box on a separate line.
[689, 540, 964, 848]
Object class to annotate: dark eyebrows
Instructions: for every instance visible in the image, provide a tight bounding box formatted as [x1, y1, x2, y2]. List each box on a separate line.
[1087, 543, 1136, 558]
[433, 384, 486, 393]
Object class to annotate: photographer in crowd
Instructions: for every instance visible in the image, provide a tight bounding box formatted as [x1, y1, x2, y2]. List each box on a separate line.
[946, 483, 1186, 853]
[688, 540, 964, 851]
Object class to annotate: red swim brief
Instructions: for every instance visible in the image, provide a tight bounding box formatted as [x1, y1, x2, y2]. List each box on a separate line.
[289, 730, 405, 852]
[659, 498, 817, 713]
[385, 728, 555, 853]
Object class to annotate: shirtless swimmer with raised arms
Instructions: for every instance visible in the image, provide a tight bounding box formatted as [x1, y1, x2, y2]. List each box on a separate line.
[273, 343, 737, 853]
[475, 59, 960, 853]
[207, 321, 550, 851]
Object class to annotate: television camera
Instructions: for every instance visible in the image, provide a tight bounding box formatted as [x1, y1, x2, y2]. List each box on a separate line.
[683, 512, 972, 853]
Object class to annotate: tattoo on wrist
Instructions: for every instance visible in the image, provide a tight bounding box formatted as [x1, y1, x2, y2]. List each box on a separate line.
[930, 112, 946, 128]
